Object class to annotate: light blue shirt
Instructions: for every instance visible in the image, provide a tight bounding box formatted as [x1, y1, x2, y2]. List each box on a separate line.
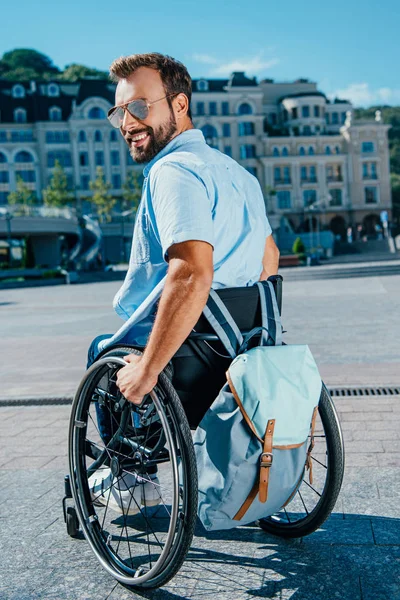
[100, 129, 271, 350]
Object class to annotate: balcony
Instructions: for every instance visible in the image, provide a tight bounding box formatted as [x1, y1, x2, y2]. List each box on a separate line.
[300, 177, 318, 184]
[327, 176, 343, 183]
[362, 174, 378, 180]
[274, 178, 292, 185]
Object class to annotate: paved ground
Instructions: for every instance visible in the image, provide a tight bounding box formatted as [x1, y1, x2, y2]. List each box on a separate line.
[0, 273, 399, 598]
[1, 274, 400, 400]
[0, 395, 399, 600]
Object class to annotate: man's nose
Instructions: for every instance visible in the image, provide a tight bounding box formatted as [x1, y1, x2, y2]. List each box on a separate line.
[121, 107, 142, 131]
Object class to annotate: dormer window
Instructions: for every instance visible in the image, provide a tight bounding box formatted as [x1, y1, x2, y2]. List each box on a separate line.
[48, 83, 60, 97]
[12, 84, 25, 99]
[14, 108, 27, 123]
[197, 79, 209, 92]
[49, 106, 62, 121]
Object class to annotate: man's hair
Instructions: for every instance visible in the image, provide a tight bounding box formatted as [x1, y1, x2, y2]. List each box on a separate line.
[109, 52, 192, 120]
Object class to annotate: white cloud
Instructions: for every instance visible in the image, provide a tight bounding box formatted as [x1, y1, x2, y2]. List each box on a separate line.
[191, 53, 219, 65]
[210, 56, 279, 77]
[191, 52, 279, 77]
[330, 83, 400, 107]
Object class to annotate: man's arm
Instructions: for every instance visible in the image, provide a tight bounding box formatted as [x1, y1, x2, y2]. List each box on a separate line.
[116, 240, 213, 403]
[259, 235, 280, 280]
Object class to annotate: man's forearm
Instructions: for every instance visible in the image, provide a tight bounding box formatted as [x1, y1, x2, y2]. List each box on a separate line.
[141, 268, 212, 377]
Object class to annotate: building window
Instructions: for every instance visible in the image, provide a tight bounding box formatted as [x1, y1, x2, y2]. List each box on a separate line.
[111, 150, 120, 166]
[49, 106, 62, 121]
[299, 146, 305, 156]
[0, 191, 8, 205]
[277, 190, 291, 209]
[209, 102, 217, 115]
[78, 130, 86, 143]
[325, 113, 330, 125]
[308, 146, 315, 155]
[112, 174, 121, 189]
[197, 102, 205, 116]
[282, 109, 289, 121]
[314, 106, 320, 117]
[15, 150, 34, 163]
[222, 123, 231, 137]
[363, 162, 378, 180]
[303, 126, 311, 135]
[224, 146, 232, 157]
[329, 189, 343, 206]
[95, 151, 104, 166]
[15, 170, 36, 183]
[270, 112, 278, 125]
[334, 145, 340, 154]
[341, 112, 347, 124]
[238, 122, 255, 136]
[47, 151, 72, 168]
[325, 146, 331, 155]
[46, 131, 70, 143]
[222, 102, 229, 116]
[365, 186, 378, 204]
[197, 79, 209, 92]
[292, 107, 298, 119]
[309, 166, 317, 182]
[94, 130, 102, 142]
[201, 124, 218, 146]
[79, 152, 89, 167]
[0, 132, 7, 143]
[12, 84, 25, 98]
[303, 189, 317, 207]
[274, 167, 281, 183]
[362, 141, 375, 153]
[246, 166, 258, 178]
[81, 175, 90, 191]
[273, 147, 280, 157]
[238, 102, 253, 115]
[0, 172, 9, 183]
[110, 130, 118, 142]
[14, 108, 27, 123]
[48, 83, 60, 97]
[332, 112, 339, 125]
[240, 144, 256, 159]
[88, 107, 106, 119]
[371, 162, 377, 179]
[283, 166, 291, 183]
[0, 152, 7, 163]
[327, 165, 343, 182]
[282, 146, 289, 157]
[302, 105, 310, 118]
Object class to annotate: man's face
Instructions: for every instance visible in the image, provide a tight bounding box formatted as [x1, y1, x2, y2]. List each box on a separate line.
[115, 67, 178, 164]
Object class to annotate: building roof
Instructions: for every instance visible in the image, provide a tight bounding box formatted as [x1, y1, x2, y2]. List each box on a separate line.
[278, 91, 327, 103]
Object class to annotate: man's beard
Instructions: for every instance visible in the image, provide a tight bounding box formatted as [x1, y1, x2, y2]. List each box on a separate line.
[128, 111, 178, 164]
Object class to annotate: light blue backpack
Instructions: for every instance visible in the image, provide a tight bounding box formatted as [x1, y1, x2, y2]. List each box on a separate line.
[194, 280, 322, 531]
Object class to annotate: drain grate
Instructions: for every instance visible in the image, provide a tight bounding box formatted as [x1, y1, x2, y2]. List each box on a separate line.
[328, 387, 400, 397]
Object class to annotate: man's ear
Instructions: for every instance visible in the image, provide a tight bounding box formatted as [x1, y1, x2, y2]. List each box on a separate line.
[174, 93, 189, 119]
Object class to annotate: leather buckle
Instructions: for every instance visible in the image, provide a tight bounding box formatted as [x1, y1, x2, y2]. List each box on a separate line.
[260, 452, 273, 467]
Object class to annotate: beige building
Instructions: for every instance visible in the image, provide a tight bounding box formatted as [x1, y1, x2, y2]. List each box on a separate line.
[0, 73, 392, 240]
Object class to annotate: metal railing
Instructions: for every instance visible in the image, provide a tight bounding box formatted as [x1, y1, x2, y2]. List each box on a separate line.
[0, 205, 76, 219]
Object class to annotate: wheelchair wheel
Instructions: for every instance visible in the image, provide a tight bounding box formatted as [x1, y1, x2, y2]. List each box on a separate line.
[258, 384, 344, 538]
[68, 348, 198, 589]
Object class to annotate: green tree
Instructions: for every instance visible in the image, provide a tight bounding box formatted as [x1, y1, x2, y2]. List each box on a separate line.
[42, 160, 74, 207]
[292, 237, 306, 255]
[121, 170, 143, 213]
[60, 63, 109, 82]
[0, 48, 60, 80]
[7, 176, 37, 211]
[90, 167, 116, 222]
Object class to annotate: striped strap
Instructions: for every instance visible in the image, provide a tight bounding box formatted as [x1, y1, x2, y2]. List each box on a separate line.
[202, 289, 243, 358]
[256, 281, 283, 347]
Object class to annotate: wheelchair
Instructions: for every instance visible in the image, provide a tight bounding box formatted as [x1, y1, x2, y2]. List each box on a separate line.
[63, 275, 345, 590]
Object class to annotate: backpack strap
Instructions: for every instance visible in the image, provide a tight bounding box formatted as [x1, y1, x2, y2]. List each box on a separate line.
[256, 281, 283, 346]
[202, 289, 244, 359]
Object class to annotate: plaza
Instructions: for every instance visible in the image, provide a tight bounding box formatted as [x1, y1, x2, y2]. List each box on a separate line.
[0, 273, 399, 599]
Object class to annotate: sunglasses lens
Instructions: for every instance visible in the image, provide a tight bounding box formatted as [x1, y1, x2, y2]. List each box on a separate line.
[127, 100, 149, 120]
[108, 107, 124, 128]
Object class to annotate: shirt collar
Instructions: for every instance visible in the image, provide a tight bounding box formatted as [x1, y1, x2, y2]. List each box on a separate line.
[143, 129, 205, 177]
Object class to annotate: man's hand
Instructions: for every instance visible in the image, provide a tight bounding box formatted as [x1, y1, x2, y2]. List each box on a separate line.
[116, 354, 158, 405]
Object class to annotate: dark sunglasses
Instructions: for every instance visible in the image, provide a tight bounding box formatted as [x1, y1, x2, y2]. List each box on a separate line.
[107, 93, 178, 128]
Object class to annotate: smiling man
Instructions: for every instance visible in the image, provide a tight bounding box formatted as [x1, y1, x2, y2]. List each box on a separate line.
[87, 52, 279, 513]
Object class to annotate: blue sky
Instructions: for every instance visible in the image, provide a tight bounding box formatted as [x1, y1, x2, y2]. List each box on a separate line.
[2, 0, 399, 107]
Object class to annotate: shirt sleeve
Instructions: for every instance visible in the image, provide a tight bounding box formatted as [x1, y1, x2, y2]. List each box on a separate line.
[149, 162, 215, 261]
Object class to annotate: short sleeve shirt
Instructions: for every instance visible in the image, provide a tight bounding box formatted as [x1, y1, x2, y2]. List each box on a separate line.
[101, 129, 272, 349]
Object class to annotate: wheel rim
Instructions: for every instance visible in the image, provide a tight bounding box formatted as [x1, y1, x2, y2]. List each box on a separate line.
[69, 357, 189, 585]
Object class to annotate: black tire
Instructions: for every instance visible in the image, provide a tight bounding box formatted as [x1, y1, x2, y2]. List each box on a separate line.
[258, 384, 345, 538]
[66, 507, 79, 538]
[68, 347, 198, 590]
